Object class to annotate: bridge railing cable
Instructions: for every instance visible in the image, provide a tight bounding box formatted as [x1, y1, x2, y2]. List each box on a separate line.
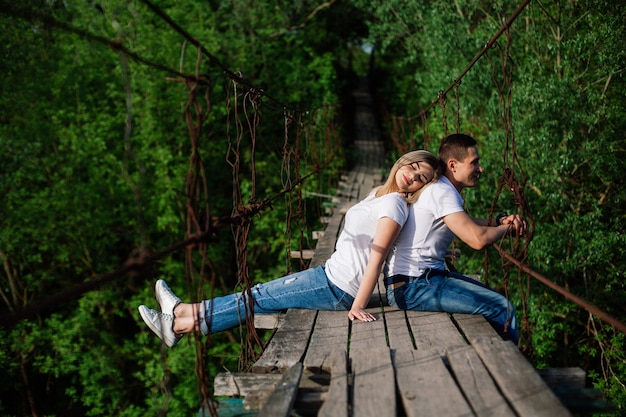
[495, 244, 626, 335]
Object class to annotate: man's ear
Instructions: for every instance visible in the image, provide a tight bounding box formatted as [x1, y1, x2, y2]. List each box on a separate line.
[447, 159, 456, 172]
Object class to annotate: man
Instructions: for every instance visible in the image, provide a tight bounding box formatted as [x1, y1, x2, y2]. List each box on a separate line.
[384, 133, 525, 343]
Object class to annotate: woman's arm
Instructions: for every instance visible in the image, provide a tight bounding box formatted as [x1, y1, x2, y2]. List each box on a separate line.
[349, 217, 402, 322]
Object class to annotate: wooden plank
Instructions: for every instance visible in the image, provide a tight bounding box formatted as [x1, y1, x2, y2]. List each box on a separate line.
[318, 350, 348, 417]
[252, 309, 316, 371]
[354, 170, 366, 193]
[348, 311, 389, 414]
[289, 249, 315, 259]
[320, 216, 333, 224]
[362, 172, 383, 191]
[384, 308, 415, 351]
[338, 201, 357, 215]
[309, 214, 344, 268]
[336, 186, 358, 198]
[446, 345, 516, 417]
[349, 307, 388, 350]
[254, 313, 284, 330]
[472, 338, 572, 417]
[406, 311, 466, 353]
[213, 373, 282, 397]
[256, 362, 303, 417]
[352, 347, 396, 417]
[303, 310, 349, 371]
[453, 313, 499, 342]
[393, 348, 474, 417]
[340, 170, 357, 187]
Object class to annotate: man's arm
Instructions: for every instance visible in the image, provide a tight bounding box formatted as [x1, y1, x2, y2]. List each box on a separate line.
[443, 211, 525, 250]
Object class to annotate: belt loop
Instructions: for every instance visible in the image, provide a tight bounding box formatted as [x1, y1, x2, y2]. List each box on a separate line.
[423, 268, 432, 284]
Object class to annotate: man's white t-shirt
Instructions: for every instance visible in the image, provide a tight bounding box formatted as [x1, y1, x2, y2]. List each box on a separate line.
[325, 192, 408, 297]
[385, 176, 465, 278]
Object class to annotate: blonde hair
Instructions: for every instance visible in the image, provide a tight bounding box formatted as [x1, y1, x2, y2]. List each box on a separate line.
[374, 150, 441, 203]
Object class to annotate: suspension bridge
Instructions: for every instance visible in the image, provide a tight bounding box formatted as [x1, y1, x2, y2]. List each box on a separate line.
[202, 80, 607, 417]
[1, 2, 623, 416]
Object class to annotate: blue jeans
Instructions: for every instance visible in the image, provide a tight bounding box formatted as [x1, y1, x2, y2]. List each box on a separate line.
[386, 269, 518, 344]
[199, 266, 354, 334]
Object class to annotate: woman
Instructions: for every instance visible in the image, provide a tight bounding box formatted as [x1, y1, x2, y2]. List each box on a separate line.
[139, 150, 441, 347]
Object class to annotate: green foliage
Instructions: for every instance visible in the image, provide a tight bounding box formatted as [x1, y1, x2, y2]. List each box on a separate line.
[357, 0, 626, 412]
[0, 0, 362, 415]
[2, 0, 625, 414]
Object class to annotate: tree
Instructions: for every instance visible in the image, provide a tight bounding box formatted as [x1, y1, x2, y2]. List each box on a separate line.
[0, 0, 365, 415]
[355, 0, 626, 411]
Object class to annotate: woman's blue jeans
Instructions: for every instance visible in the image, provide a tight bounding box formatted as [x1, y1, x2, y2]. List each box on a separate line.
[386, 269, 518, 344]
[199, 266, 354, 335]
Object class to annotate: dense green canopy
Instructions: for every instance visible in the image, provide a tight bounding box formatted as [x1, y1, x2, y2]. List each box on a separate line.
[0, 1, 624, 415]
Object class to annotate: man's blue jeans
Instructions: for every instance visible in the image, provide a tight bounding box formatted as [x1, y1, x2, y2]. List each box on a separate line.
[386, 269, 518, 344]
[199, 266, 354, 335]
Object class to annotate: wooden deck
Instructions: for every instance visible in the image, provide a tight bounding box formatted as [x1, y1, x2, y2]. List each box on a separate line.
[208, 86, 575, 417]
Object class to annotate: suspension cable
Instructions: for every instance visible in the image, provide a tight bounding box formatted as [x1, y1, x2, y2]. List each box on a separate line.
[495, 244, 626, 335]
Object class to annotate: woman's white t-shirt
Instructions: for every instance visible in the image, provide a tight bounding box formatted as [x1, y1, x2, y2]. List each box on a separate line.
[325, 192, 408, 297]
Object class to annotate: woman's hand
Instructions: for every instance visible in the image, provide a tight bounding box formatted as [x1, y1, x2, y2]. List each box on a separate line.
[349, 217, 401, 323]
[349, 307, 376, 322]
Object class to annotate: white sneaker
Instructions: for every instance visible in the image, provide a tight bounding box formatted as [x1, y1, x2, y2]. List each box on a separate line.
[138, 305, 180, 347]
[155, 279, 181, 317]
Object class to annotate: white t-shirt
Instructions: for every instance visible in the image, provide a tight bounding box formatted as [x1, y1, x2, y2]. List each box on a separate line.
[325, 192, 408, 297]
[385, 176, 465, 277]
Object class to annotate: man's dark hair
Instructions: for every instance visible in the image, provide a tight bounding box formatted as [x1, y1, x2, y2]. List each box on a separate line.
[438, 133, 477, 164]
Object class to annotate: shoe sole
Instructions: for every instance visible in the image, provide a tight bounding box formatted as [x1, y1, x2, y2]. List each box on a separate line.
[138, 306, 176, 347]
[139, 306, 165, 342]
